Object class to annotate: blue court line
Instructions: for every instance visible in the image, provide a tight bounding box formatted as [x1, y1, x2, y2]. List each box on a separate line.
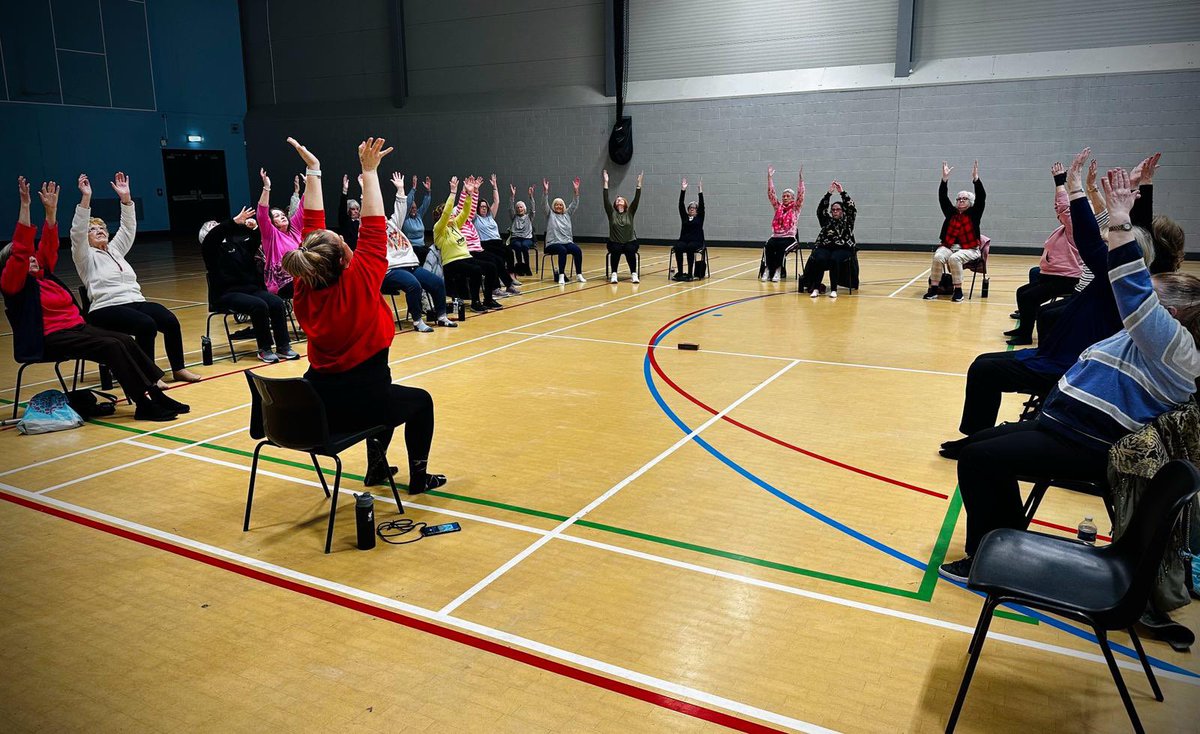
[643, 294, 1199, 680]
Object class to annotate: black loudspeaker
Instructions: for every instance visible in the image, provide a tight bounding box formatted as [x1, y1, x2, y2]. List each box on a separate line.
[609, 116, 633, 164]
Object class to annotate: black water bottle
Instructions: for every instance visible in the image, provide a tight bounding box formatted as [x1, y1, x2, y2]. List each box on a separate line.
[456, 298, 466, 321]
[355, 493, 376, 550]
[201, 335, 213, 366]
[980, 278, 990, 299]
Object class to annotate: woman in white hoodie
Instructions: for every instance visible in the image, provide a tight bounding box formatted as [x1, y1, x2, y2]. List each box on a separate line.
[71, 173, 200, 383]
[384, 172, 454, 332]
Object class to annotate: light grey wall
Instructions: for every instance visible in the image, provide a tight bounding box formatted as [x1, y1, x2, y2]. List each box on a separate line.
[246, 69, 1200, 251]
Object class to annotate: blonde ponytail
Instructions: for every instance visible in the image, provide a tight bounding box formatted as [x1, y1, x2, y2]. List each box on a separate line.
[282, 230, 345, 290]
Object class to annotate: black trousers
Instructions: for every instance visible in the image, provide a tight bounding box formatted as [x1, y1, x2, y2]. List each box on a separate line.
[470, 250, 509, 290]
[674, 242, 703, 275]
[87, 300, 186, 372]
[442, 257, 483, 304]
[481, 238, 514, 274]
[763, 237, 791, 275]
[1037, 296, 1073, 343]
[1010, 274, 1078, 339]
[217, 290, 291, 353]
[306, 350, 434, 476]
[607, 241, 639, 273]
[958, 420, 1108, 555]
[42, 323, 164, 400]
[958, 350, 1058, 436]
[545, 242, 583, 275]
[801, 248, 853, 291]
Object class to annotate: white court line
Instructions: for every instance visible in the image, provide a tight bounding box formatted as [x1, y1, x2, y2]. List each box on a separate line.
[889, 268, 932, 298]
[0, 481, 835, 734]
[438, 358, 801, 616]
[36, 427, 245, 494]
[507, 331, 968, 377]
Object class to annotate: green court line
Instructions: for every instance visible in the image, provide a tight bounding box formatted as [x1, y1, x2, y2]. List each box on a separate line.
[6, 401, 1037, 624]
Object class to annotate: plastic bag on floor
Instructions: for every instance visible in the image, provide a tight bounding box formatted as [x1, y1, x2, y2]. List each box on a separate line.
[18, 390, 84, 435]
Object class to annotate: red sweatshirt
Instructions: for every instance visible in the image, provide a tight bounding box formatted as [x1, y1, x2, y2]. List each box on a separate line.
[1, 221, 85, 335]
[294, 211, 393, 373]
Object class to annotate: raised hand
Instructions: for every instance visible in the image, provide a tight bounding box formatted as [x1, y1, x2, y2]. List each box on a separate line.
[1100, 167, 1139, 223]
[342, 174, 349, 194]
[233, 206, 254, 225]
[528, 185, 534, 198]
[18, 176, 30, 205]
[449, 176, 459, 192]
[602, 169, 609, 187]
[698, 177, 703, 193]
[798, 165, 804, 181]
[78, 173, 92, 197]
[971, 160, 979, 181]
[424, 176, 432, 191]
[542, 178, 550, 192]
[1086, 160, 1098, 190]
[38, 181, 60, 210]
[412, 175, 417, 192]
[1130, 152, 1161, 187]
[941, 161, 953, 181]
[767, 165, 776, 178]
[509, 183, 517, 197]
[259, 168, 271, 190]
[490, 173, 497, 188]
[1067, 147, 1090, 191]
[681, 177, 688, 191]
[636, 171, 644, 187]
[356, 137, 393, 172]
[828, 181, 836, 194]
[111, 172, 131, 203]
[391, 172, 404, 191]
[357, 173, 363, 189]
[1051, 162, 1065, 177]
[286, 137, 320, 169]
[572, 176, 581, 192]
[293, 175, 301, 194]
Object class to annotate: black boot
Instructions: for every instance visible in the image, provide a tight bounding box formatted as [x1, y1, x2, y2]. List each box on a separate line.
[149, 386, 190, 414]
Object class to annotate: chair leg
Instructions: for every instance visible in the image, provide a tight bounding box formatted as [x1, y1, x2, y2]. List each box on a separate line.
[52, 362, 71, 393]
[323, 455, 343, 554]
[946, 596, 999, 733]
[223, 314, 238, 363]
[1127, 627, 1164, 702]
[370, 438, 405, 515]
[243, 440, 269, 531]
[968, 268, 978, 300]
[1021, 481, 1050, 529]
[310, 454, 332, 498]
[12, 363, 30, 419]
[1096, 628, 1146, 734]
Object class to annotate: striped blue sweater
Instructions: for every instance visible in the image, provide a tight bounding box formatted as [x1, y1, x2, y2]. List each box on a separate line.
[1040, 239, 1200, 450]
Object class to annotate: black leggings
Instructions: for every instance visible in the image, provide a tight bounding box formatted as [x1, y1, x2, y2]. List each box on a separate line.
[763, 237, 791, 276]
[674, 242, 703, 275]
[607, 241, 639, 274]
[217, 290, 291, 353]
[801, 248, 853, 291]
[958, 351, 1058, 436]
[957, 420, 1107, 555]
[1010, 274, 1078, 339]
[306, 350, 434, 481]
[42, 323, 164, 401]
[86, 300, 186, 372]
[1037, 295, 1073, 343]
[471, 249, 510, 289]
[545, 242, 583, 275]
[442, 257, 484, 304]
[481, 238, 514, 275]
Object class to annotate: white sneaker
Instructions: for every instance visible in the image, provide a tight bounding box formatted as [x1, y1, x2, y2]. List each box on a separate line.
[771, 273, 780, 283]
[810, 288, 820, 298]
[631, 272, 639, 284]
[760, 274, 769, 282]
[511, 277, 522, 286]
[506, 284, 521, 295]
[576, 273, 587, 283]
[829, 289, 838, 299]
[610, 272, 618, 284]
[557, 273, 566, 285]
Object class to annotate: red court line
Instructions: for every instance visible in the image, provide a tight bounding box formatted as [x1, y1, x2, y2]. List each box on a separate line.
[648, 300, 1112, 540]
[0, 490, 785, 734]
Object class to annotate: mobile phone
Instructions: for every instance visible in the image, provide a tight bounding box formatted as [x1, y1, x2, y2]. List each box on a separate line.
[421, 522, 461, 537]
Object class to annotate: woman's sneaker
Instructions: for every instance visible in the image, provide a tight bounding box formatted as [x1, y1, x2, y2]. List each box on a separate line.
[810, 288, 820, 298]
[576, 273, 587, 283]
[257, 349, 280, 363]
[414, 320, 434, 333]
[828, 289, 838, 299]
[435, 316, 458, 328]
[483, 300, 504, 310]
[470, 302, 488, 313]
[770, 273, 780, 283]
[631, 272, 639, 284]
[278, 348, 301, 360]
[506, 284, 521, 295]
[923, 286, 940, 300]
[951, 288, 965, 303]
[938, 556, 974, 583]
[557, 273, 566, 285]
[610, 272, 618, 283]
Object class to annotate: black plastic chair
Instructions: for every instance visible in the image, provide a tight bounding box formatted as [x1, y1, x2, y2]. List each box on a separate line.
[666, 244, 709, 281]
[795, 248, 860, 294]
[204, 274, 256, 363]
[10, 359, 80, 419]
[758, 238, 802, 280]
[605, 250, 641, 281]
[242, 371, 405, 553]
[945, 460, 1200, 733]
[540, 245, 577, 281]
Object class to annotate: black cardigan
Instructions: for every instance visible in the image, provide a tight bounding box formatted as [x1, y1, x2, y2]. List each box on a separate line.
[338, 193, 361, 250]
[937, 179, 986, 246]
[677, 191, 705, 243]
[201, 219, 265, 301]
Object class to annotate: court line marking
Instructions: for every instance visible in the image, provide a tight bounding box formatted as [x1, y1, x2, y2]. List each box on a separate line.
[438, 358, 795, 616]
[0, 483, 827, 734]
[889, 268, 931, 297]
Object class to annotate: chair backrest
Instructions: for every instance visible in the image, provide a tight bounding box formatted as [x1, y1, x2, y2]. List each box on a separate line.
[77, 285, 92, 315]
[244, 371, 331, 451]
[1099, 459, 1200, 627]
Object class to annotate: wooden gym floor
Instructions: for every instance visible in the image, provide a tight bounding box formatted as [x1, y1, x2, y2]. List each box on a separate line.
[0, 243, 1197, 733]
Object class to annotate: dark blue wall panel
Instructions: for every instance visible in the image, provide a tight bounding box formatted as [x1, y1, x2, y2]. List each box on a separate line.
[52, 0, 105, 54]
[101, 0, 154, 110]
[58, 50, 110, 106]
[0, 0, 61, 103]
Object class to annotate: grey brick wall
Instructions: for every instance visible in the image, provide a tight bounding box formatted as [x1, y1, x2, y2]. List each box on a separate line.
[245, 70, 1200, 252]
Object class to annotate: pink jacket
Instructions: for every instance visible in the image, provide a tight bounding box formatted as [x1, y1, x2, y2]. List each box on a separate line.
[456, 189, 481, 251]
[768, 178, 805, 237]
[1039, 189, 1083, 278]
[258, 198, 305, 294]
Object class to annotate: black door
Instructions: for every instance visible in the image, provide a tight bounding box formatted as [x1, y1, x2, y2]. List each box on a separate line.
[162, 149, 229, 236]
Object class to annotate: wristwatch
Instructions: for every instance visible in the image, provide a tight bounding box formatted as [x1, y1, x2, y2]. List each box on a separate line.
[1108, 222, 1133, 232]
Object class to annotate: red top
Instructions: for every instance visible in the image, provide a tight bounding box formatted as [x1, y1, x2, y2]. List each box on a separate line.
[294, 210, 393, 373]
[942, 213, 980, 250]
[1, 221, 85, 334]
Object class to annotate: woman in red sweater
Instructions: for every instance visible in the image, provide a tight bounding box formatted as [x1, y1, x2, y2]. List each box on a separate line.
[280, 137, 443, 493]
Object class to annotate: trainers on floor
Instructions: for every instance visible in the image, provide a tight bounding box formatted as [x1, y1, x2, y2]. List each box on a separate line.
[829, 289, 838, 299]
[938, 557, 974, 583]
[557, 273, 566, 285]
[672, 272, 687, 282]
[576, 273, 587, 283]
[511, 277, 522, 286]
[414, 321, 434, 333]
[436, 316, 458, 328]
[810, 289, 820, 298]
[952, 288, 965, 303]
[631, 272, 639, 284]
[257, 349, 280, 363]
[470, 302, 488, 313]
[278, 348, 300, 360]
[483, 300, 504, 310]
[506, 284, 521, 295]
[923, 287, 940, 300]
[760, 273, 769, 282]
[771, 273, 780, 283]
[610, 272, 618, 284]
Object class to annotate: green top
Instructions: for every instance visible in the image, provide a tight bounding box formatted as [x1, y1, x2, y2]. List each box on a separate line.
[603, 186, 641, 243]
[433, 192, 472, 265]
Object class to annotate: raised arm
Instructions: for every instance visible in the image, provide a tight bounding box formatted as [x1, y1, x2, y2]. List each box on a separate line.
[107, 172, 136, 256]
[1065, 148, 1106, 274]
[389, 172, 407, 232]
[36, 181, 61, 273]
[841, 190, 856, 229]
[817, 188, 832, 227]
[2, 178, 34, 296]
[286, 137, 325, 234]
[454, 179, 476, 230]
[70, 175, 94, 281]
[417, 177, 432, 218]
[678, 182, 687, 221]
[567, 177, 580, 214]
[602, 170, 613, 217]
[489, 174, 499, 215]
[938, 162, 955, 217]
[767, 166, 778, 208]
[796, 167, 805, 211]
[629, 172, 643, 215]
[1129, 153, 1159, 231]
[353, 137, 393, 275]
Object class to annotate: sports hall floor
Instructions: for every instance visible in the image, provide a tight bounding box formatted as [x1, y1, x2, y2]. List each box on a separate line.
[1, 242, 1196, 733]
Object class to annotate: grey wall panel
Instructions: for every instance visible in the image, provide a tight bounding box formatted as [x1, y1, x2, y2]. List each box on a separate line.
[246, 70, 1200, 253]
[628, 0, 898, 81]
[915, 0, 1200, 62]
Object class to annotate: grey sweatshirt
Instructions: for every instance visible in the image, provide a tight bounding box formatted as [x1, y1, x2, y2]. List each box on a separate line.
[542, 192, 579, 245]
[509, 194, 536, 239]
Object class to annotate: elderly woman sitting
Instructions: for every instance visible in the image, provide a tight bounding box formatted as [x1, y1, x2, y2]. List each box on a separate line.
[762, 165, 804, 282]
[801, 181, 857, 298]
[925, 161, 986, 303]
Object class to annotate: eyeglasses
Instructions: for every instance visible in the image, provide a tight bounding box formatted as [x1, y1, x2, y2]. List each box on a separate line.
[956, 197, 971, 201]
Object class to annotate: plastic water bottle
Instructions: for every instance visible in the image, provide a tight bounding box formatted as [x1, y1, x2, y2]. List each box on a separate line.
[456, 298, 466, 321]
[980, 278, 990, 299]
[201, 335, 213, 366]
[1077, 516, 1098, 545]
[355, 493, 376, 550]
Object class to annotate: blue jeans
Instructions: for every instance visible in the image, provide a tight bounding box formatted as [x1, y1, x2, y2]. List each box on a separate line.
[511, 237, 533, 269]
[382, 267, 447, 319]
[545, 241, 582, 274]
